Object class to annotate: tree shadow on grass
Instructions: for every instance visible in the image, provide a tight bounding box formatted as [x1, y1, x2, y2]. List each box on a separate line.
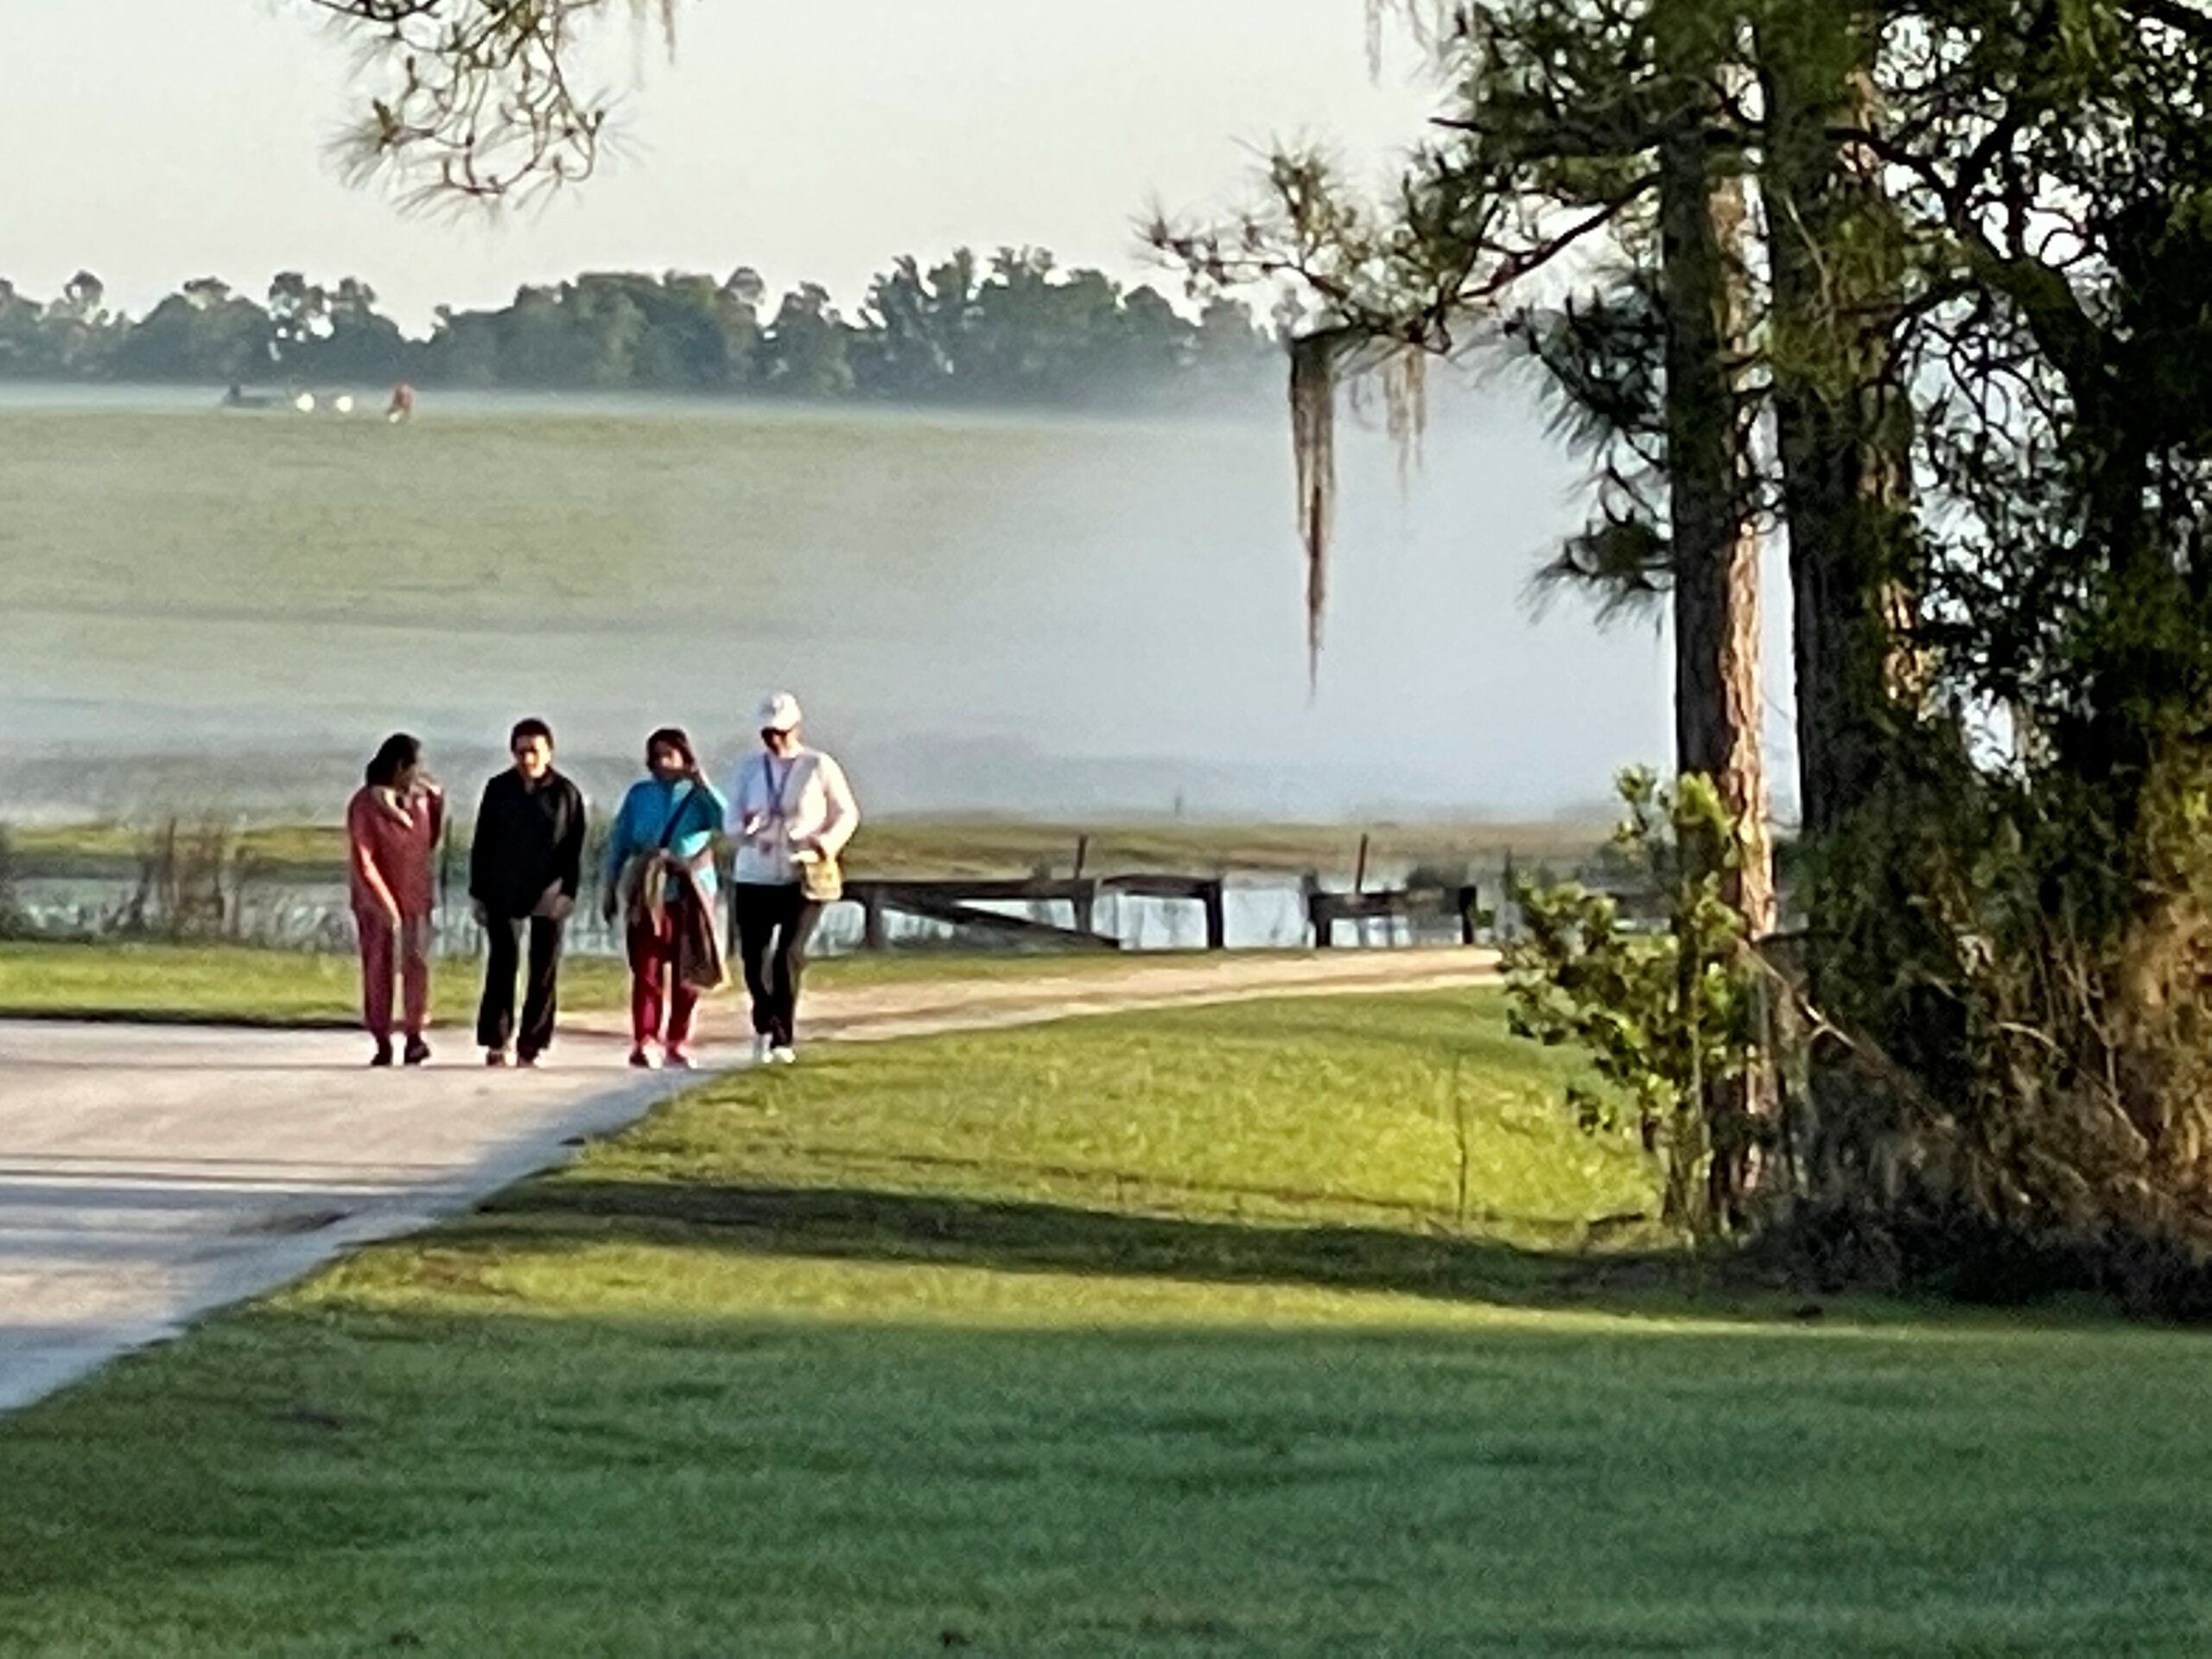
[465, 1178, 1764, 1322]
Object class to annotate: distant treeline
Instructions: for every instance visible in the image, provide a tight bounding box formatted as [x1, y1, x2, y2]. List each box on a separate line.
[0, 251, 1281, 408]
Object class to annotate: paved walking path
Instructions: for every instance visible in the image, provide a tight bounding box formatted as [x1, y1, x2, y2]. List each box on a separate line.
[0, 949, 1498, 1411]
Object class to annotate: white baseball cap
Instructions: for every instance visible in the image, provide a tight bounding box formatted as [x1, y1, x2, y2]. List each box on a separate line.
[756, 690, 804, 733]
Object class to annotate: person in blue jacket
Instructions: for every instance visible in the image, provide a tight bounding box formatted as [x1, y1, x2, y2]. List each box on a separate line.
[601, 727, 728, 1068]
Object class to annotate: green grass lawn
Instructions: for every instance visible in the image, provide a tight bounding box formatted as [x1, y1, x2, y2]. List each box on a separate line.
[0, 939, 1270, 1027]
[5, 990, 2210, 1654]
[0, 939, 628, 1025]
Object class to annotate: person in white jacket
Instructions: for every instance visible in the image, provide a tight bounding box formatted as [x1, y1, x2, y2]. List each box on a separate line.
[724, 691, 860, 1063]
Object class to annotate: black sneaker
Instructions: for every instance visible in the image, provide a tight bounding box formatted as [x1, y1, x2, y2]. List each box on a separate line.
[369, 1040, 395, 1068]
[485, 1049, 510, 1068]
[403, 1038, 432, 1067]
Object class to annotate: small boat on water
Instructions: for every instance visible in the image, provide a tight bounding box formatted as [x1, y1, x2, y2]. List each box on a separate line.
[218, 383, 408, 416]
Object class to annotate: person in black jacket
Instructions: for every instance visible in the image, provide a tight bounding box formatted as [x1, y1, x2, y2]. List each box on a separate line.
[469, 717, 587, 1066]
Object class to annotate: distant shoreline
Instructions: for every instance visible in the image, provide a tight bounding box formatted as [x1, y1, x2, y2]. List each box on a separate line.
[4, 814, 1612, 887]
[0, 379, 1291, 432]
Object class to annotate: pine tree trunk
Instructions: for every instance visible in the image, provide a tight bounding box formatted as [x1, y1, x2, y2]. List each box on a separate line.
[1762, 16, 1916, 845]
[1761, 6, 1923, 1197]
[1656, 5, 1774, 1225]
[1660, 156, 1774, 930]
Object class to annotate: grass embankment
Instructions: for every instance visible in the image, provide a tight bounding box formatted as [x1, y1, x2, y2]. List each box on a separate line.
[5, 990, 2209, 1655]
[10, 816, 1606, 884]
[0, 939, 1241, 1026]
[0, 940, 628, 1026]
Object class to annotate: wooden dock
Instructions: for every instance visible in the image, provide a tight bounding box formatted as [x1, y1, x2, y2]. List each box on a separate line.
[837, 875, 1229, 952]
[844, 880, 1120, 952]
[777, 873, 1477, 953]
[1100, 874, 1228, 951]
[1305, 881, 1486, 950]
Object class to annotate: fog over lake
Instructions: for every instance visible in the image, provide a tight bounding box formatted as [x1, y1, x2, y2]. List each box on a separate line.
[0, 385, 1694, 821]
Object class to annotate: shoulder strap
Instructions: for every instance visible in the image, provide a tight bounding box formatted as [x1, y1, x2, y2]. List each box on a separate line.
[655, 781, 697, 851]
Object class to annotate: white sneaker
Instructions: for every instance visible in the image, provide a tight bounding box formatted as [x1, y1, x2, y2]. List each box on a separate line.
[751, 1034, 774, 1065]
[770, 1046, 798, 1066]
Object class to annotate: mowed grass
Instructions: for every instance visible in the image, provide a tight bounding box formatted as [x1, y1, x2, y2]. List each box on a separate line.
[6, 990, 2212, 1655]
[0, 938, 1262, 1026]
[0, 939, 627, 1025]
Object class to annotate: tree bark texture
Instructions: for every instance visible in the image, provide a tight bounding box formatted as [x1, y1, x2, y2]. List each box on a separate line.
[1761, 12, 1918, 845]
[1655, 0, 1777, 1225]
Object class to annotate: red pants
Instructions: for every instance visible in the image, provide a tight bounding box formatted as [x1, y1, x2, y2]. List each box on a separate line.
[357, 910, 431, 1041]
[627, 896, 701, 1050]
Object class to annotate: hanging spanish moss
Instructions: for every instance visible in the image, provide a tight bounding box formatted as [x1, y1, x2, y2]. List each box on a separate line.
[1293, 337, 1432, 687]
[1290, 334, 1340, 690]
[1382, 345, 1429, 495]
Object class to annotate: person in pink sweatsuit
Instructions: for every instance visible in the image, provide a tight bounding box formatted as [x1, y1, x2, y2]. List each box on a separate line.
[346, 734, 446, 1066]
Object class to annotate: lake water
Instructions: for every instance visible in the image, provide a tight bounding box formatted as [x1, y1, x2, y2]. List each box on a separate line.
[14, 872, 1474, 958]
[0, 384, 1673, 822]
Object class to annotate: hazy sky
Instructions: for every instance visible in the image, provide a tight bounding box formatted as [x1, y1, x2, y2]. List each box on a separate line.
[2, 2, 1801, 812]
[7, 0, 1442, 327]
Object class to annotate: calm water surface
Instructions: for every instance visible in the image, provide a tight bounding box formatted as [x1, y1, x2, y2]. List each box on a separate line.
[0, 386, 1673, 819]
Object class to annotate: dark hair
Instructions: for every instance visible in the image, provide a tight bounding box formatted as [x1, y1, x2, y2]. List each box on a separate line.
[509, 717, 554, 750]
[365, 733, 421, 788]
[645, 726, 697, 771]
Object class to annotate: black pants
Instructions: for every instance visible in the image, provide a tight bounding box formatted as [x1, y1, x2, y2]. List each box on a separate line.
[731, 882, 822, 1047]
[478, 914, 565, 1057]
